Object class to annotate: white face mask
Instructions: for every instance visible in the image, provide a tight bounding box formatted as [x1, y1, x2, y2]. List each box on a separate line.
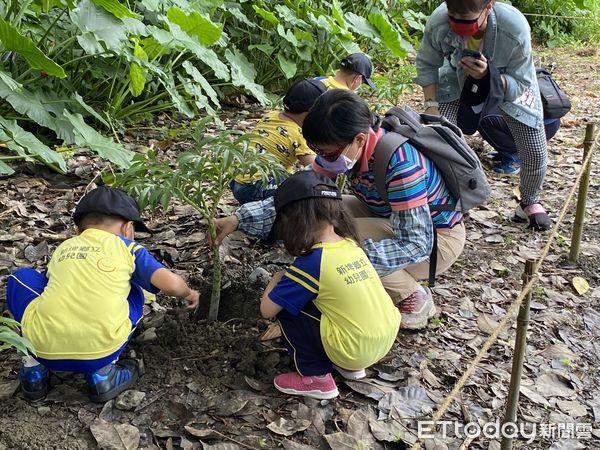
[319, 153, 358, 174]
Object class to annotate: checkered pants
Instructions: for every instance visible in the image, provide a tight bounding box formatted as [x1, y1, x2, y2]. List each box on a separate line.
[440, 100, 548, 206]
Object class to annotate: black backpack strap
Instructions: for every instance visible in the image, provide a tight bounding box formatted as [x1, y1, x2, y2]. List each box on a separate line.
[373, 131, 409, 203]
[429, 229, 438, 288]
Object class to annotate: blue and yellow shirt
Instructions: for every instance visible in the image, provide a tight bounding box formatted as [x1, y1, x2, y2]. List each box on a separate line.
[269, 239, 400, 369]
[22, 228, 164, 361]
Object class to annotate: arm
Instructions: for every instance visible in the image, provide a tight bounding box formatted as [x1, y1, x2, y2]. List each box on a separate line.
[260, 271, 285, 319]
[233, 196, 276, 240]
[150, 268, 199, 310]
[422, 84, 439, 115]
[362, 206, 434, 276]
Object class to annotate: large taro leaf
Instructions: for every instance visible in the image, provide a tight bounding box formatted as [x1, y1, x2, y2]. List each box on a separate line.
[182, 61, 219, 107]
[63, 111, 133, 168]
[0, 17, 65, 78]
[225, 48, 269, 105]
[166, 6, 222, 46]
[151, 24, 229, 81]
[0, 116, 67, 173]
[70, 0, 129, 53]
[367, 11, 412, 58]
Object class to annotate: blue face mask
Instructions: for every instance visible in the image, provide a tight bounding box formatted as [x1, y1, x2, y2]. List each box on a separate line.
[318, 153, 358, 174]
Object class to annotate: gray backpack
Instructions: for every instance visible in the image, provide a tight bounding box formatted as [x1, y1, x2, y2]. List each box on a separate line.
[374, 106, 490, 212]
[373, 106, 490, 287]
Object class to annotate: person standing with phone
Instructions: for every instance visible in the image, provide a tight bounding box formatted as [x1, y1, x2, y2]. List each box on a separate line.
[415, 0, 552, 231]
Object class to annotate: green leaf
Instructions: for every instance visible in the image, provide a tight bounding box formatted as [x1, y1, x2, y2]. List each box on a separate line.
[252, 5, 279, 26]
[224, 48, 269, 105]
[70, 0, 129, 52]
[0, 329, 35, 355]
[0, 17, 65, 77]
[167, 6, 223, 47]
[345, 13, 380, 42]
[276, 24, 298, 46]
[248, 44, 274, 55]
[91, 0, 137, 18]
[129, 40, 148, 97]
[182, 61, 219, 106]
[73, 93, 110, 128]
[0, 116, 67, 172]
[368, 11, 411, 58]
[63, 111, 133, 168]
[0, 71, 74, 142]
[331, 0, 347, 28]
[277, 52, 297, 79]
[0, 160, 15, 175]
[152, 24, 230, 81]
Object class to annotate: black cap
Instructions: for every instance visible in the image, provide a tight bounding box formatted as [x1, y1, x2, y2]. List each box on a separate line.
[267, 171, 342, 243]
[340, 53, 376, 90]
[73, 186, 150, 232]
[282, 79, 327, 113]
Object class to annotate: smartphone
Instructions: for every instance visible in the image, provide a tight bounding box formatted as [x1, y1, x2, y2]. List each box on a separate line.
[462, 49, 482, 59]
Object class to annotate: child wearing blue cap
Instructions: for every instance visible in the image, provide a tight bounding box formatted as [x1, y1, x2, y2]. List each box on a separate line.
[6, 186, 200, 402]
[260, 171, 400, 399]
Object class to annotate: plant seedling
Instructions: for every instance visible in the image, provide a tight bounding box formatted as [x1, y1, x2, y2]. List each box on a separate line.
[0, 316, 35, 355]
[115, 117, 286, 320]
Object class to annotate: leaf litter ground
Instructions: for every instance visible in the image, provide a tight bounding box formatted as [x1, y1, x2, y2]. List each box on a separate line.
[1, 48, 600, 450]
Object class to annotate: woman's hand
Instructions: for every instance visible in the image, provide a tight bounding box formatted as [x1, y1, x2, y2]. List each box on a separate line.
[210, 215, 239, 246]
[459, 54, 488, 80]
[424, 106, 440, 116]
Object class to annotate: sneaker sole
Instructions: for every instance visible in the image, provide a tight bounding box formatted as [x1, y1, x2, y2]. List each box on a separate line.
[89, 373, 138, 403]
[333, 365, 366, 380]
[22, 386, 48, 402]
[400, 304, 437, 330]
[273, 382, 339, 400]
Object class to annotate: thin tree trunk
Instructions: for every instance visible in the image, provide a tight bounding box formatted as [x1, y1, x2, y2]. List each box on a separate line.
[207, 225, 221, 321]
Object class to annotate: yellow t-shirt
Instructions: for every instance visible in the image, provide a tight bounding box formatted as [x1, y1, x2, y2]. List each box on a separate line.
[318, 75, 349, 90]
[22, 228, 163, 360]
[269, 239, 400, 370]
[467, 36, 482, 51]
[236, 111, 314, 183]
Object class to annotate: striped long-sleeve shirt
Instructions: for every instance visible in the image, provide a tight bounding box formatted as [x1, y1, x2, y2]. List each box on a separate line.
[234, 138, 462, 276]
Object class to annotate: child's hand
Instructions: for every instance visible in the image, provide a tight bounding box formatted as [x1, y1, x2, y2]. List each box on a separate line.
[184, 290, 200, 310]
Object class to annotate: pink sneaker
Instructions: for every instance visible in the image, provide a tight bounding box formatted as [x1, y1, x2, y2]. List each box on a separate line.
[273, 372, 339, 400]
[399, 287, 436, 330]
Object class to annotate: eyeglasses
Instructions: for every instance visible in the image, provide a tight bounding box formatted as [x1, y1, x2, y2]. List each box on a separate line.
[447, 8, 486, 24]
[307, 142, 352, 162]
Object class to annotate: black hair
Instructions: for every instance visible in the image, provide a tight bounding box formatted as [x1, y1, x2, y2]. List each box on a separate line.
[77, 212, 127, 231]
[302, 89, 373, 148]
[445, 0, 492, 15]
[275, 186, 361, 256]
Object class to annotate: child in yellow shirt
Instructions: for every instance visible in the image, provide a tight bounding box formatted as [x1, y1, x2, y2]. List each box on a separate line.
[7, 186, 199, 402]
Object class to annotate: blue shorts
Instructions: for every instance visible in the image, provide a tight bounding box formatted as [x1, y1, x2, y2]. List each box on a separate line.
[6, 268, 144, 373]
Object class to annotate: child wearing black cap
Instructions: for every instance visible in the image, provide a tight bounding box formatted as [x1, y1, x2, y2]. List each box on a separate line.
[6, 186, 200, 402]
[315, 52, 377, 91]
[230, 79, 327, 205]
[260, 171, 400, 400]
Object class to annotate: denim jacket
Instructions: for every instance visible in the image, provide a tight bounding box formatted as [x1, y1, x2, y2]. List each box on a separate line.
[414, 2, 543, 129]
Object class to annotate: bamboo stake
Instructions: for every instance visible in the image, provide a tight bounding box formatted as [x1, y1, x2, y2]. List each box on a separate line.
[569, 123, 596, 262]
[501, 259, 535, 450]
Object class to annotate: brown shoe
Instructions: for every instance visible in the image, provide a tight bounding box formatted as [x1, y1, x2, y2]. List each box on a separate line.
[399, 287, 436, 330]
